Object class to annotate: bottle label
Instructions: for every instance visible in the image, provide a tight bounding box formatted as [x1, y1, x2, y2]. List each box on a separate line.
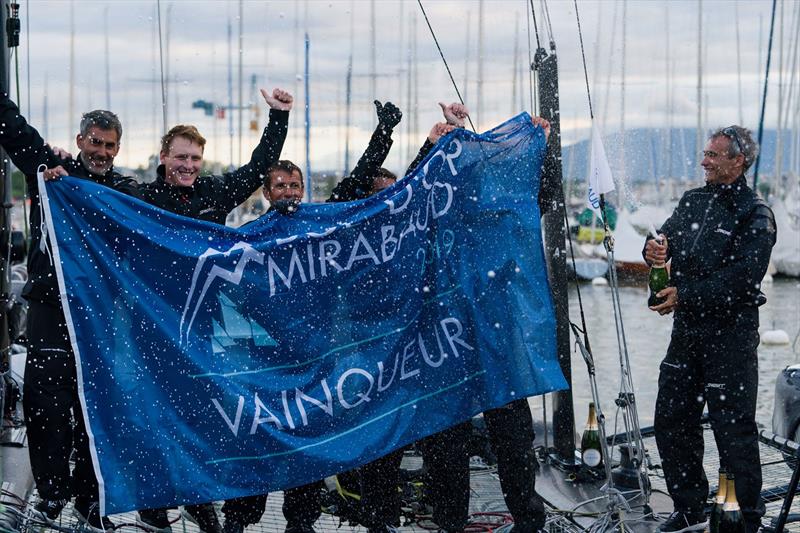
[582, 449, 602, 467]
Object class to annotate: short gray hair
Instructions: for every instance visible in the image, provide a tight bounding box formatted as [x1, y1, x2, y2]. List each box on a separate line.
[80, 110, 123, 140]
[710, 125, 759, 171]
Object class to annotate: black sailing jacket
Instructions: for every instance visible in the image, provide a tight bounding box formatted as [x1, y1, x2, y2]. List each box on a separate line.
[0, 92, 140, 304]
[140, 109, 288, 224]
[647, 175, 777, 326]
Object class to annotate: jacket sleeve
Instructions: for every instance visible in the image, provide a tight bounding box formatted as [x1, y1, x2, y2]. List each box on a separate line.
[404, 139, 435, 177]
[327, 124, 394, 202]
[209, 108, 289, 210]
[0, 93, 62, 187]
[677, 202, 777, 311]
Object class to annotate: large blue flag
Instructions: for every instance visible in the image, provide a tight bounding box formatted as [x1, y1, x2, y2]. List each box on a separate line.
[42, 113, 567, 515]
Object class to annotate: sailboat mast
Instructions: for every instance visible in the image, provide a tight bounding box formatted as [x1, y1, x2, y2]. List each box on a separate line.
[535, 42, 575, 463]
[69, 0, 74, 139]
[735, 2, 743, 125]
[476, 0, 484, 128]
[664, 2, 672, 182]
[696, 0, 703, 180]
[304, 33, 311, 200]
[343, 2, 354, 175]
[104, 6, 111, 110]
[511, 18, 518, 115]
[227, 18, 234, 166]
[343, 55, 353, 176]
[238, 0, 244, 166]
[405, 16, 414, 164]
[775, 0, 785, 191]
[619, 0, 627, 205]
[370, 0, 376, 102]
[412, 14, 418, 153]
[463, 11, 470, 104]
[43, 73, 49, 140]
[754, 0, 778, 188]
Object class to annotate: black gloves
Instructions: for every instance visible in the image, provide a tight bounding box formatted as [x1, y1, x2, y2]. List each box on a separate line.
[375, 100, 402, 130]
[272, 199, 301, 215]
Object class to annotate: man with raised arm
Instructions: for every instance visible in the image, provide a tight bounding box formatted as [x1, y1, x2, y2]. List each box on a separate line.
[218, 99, 403, 533]
[403, 103, 552, 533]
[39, 87, 293, 533]
[136, 87, 293, 533]
[0, 91, 137, 532]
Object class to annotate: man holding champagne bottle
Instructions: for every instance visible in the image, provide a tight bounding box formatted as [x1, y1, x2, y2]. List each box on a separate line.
[643, 126, 776, 533]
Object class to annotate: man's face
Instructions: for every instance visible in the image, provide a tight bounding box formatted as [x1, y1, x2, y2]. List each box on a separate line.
[701, 136, 744, 186]
[76, 126, 120, 175]
[369, 176, 396, 195]
[160, 136, 204, 187]
[265, 169, 304, 203]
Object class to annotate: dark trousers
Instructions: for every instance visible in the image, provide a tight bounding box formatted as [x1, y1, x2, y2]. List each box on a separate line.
[418, 421, 472, 531]
[484, 399, 546, 531]
[283, 481, 323, 529]
[22, 300, 98, 502]
[358, 448, 405, 528]
[655, 321, 765, 532]
[222, 494, 268, 527]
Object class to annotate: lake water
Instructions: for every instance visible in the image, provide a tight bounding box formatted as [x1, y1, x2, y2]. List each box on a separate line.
[531, 276, 800, 432]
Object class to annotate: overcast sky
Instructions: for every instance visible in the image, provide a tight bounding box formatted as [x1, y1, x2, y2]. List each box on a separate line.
[6, 0, 798, 174]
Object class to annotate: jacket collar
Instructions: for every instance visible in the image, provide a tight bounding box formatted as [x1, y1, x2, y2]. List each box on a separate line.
[75, 151, 117, 182]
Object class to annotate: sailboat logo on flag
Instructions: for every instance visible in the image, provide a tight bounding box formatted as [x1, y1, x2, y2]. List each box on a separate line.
[587, 123, 616, 212]
[179, 241, 266, 348]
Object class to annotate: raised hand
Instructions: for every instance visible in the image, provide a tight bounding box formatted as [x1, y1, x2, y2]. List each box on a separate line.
[531, 116, 551, 141]
[374, 100, 402, 130]
[438, 102, 469, 128]
[427, 122, 456, 143]
[261, 88, 293, 111]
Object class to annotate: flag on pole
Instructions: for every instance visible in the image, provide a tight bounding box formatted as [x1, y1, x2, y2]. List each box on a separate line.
[587, 123, 616, 213]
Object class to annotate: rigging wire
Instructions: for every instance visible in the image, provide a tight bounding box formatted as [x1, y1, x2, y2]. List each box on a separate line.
[416, 0, 476, 132]
[528, 0, 541, 50]
[754, 0, 777, 188]
[25, 0, 28, 111]
[526, 0, 539, 114]
[525, 0, 534, 113]
[573, 0, 594, 120]
[572, 0, 651, 510]
[539, 0, 555, 45]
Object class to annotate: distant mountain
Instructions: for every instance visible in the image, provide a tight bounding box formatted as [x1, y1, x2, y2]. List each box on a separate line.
[561, 128, 795, 184]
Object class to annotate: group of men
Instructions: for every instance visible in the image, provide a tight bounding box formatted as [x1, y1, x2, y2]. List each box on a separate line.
[1, 71, 781, 533]
[0, 87, 553, 533]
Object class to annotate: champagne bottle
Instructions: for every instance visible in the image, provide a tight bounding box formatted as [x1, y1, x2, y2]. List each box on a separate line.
[580, 402, 603, 468]
[718, 473, 746, 533]
[648, 226, 670, 307]
[709, 468, 727, 533]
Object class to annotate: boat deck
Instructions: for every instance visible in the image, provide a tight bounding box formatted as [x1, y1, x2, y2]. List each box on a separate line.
[5, 422, 800, 532]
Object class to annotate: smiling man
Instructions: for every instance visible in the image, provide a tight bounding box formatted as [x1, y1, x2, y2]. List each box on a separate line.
[139, 88, 292, 225]
[644, 126, 776, 533]
[0, 92, 139, 532]
[132, 88, 292, 533]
